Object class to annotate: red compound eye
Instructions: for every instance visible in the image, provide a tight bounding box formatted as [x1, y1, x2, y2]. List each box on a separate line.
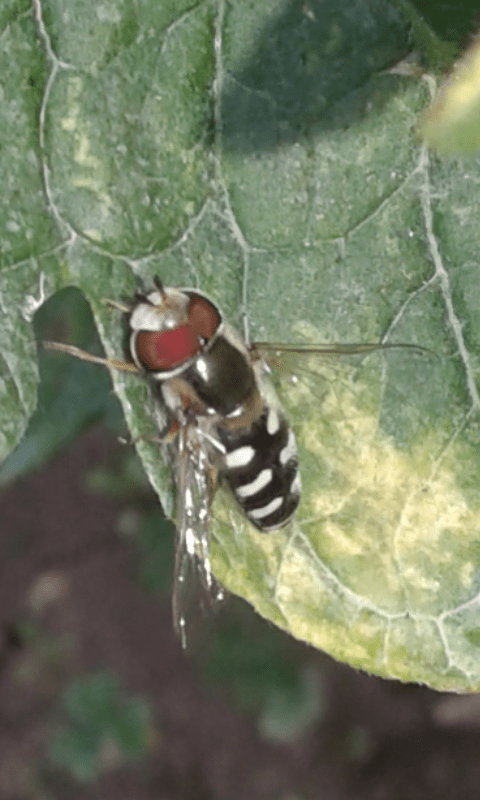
[135, 324, 201, 371]
[187, 294, 221, 339]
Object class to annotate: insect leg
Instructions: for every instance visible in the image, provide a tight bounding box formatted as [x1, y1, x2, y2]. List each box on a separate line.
[101, 298, 132, 313]
[43, 342, 139, 374]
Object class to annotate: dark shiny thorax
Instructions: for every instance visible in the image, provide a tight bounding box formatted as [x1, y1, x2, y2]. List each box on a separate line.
[183, 335, 256, 417]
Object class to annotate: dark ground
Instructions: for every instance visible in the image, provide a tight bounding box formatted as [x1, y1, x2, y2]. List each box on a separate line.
[2, 429, 480, 800]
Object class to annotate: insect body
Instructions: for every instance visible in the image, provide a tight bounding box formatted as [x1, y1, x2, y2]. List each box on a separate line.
[47, 278, 300, 646]
[46, 279, 427, 647]
[128, 282, 301, 532]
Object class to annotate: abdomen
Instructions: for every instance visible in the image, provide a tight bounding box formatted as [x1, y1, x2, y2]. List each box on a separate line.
[217, 405, 301, 531]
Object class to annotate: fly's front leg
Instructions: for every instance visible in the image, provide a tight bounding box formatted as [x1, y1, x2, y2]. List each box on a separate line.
[43, 341, 139, 374]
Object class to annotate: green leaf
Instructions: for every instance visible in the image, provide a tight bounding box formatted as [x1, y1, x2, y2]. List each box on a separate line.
[49, 672, 152, 781]
[4, 0, 480, 689]
[420, 40, 480, 153]
[257, 666, 324, 743]
[391, 0, 458, 72]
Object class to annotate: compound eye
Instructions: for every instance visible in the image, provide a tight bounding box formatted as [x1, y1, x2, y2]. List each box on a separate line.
[187, 294, 221, 340]
[135, 324, 201, 371]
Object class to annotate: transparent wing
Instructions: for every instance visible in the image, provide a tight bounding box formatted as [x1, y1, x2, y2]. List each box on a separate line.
[250, 339, 437, 414]
[172, 421, 225, 650]
[255, 336, 437, 416]
[252, 340, 433, 374]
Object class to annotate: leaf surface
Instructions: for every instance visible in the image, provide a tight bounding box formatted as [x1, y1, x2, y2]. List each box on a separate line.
[3, 0, 480, 688]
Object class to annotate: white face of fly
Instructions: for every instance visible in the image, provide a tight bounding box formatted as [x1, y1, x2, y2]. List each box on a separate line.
[129, 288, 189, 332]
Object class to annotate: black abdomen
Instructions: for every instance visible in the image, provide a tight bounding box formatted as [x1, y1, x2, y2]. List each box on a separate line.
[217, 406, 300, 530]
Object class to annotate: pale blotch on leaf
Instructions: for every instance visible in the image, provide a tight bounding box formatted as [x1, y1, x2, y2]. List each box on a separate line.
[419, 39, 480, 153]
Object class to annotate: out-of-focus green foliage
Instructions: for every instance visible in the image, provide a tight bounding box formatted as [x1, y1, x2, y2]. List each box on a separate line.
[49, 672, 153, 781]
[0, 288, 122, 485]
[201, 602, 326, 741]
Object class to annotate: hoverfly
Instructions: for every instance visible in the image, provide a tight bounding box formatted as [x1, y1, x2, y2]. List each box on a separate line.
[46, 277, 426, 647]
